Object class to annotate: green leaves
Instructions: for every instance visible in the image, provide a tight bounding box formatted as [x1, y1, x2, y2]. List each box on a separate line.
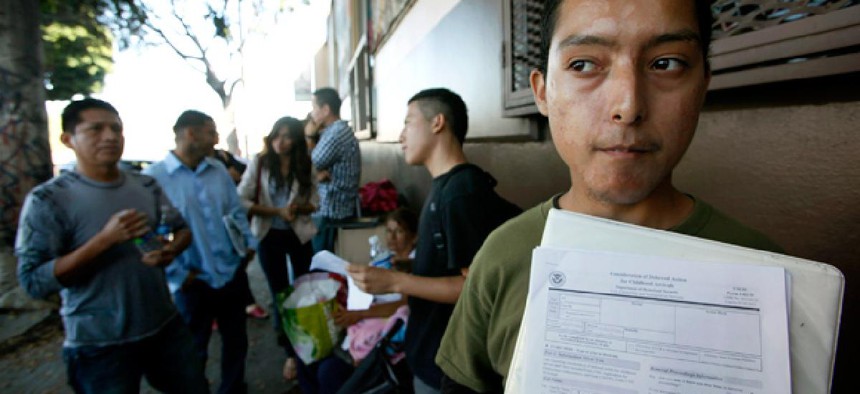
[39, 0, 147, 100]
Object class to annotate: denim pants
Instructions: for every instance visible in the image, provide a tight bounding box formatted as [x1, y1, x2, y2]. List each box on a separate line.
[174, 269, 249, 394]
[257, 228, 313, 356]
[62, 315, 207, 394]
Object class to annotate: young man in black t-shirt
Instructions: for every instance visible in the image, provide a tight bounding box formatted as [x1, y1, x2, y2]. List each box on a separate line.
[348, 88, 521, 393]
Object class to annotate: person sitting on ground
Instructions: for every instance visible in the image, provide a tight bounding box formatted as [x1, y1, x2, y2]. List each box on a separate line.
[334, 207, 419, 365]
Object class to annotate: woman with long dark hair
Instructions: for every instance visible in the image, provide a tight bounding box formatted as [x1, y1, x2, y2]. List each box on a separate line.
[237, 116, 318, 381]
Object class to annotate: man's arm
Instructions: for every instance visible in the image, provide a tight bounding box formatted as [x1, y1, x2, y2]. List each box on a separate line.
[333, 298, 407, 327]
[346, 264, 468, 304]
[53, 209, 150, 285]
[140, 228, 192, 268]
[310, 129, 339, 170]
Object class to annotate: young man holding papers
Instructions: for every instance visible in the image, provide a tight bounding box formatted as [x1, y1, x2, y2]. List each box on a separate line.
[436, 1, 783, 392]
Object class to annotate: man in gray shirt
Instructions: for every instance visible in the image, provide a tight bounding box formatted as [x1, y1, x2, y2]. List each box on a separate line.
[15, 98, 207, 393]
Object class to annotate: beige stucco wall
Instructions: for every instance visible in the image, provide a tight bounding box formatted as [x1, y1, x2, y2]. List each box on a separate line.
[362, 101, 860, 269]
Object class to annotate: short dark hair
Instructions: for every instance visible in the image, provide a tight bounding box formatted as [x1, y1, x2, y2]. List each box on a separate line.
[61, 98, 119, 133]
[173, 110, 213, 133]
[538, 0, 713, 74]
[407, 88, 469, 145]
[313, 88, 342, 117]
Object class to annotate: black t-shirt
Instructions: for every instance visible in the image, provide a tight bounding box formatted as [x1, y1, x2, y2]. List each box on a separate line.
[405, 163, 522, 388]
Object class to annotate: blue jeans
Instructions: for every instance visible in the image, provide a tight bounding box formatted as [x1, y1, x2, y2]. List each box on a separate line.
[62, 315, 207, 394]
[174, 269, 249, 394]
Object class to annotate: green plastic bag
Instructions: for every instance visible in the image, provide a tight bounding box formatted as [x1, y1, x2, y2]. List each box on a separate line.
[276, 272, 348, 364]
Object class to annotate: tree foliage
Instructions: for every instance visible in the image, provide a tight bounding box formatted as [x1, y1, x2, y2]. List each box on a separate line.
[39, 0, 146, 100]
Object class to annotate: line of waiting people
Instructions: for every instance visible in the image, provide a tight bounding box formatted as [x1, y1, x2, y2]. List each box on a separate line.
[15, 2, 787, 394]
[14, 85, 517, 394]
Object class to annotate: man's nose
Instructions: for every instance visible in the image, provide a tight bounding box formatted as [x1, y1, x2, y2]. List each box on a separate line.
[607, 64, 646, 125]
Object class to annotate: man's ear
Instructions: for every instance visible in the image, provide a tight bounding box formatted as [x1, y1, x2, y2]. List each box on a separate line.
[60, 132, 75, 149]
[530, 69, 549, 116]
[430, 113, 446, 135]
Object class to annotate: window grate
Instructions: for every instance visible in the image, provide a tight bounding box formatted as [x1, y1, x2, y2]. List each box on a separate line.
[510, 0, 543, 93]
[712, 0, 859, 39]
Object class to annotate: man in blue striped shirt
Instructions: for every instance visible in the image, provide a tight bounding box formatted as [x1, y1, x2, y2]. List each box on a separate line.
[310, 87, 362, 252]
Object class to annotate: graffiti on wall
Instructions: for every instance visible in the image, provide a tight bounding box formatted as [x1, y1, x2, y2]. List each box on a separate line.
[0, 66, 52, 248]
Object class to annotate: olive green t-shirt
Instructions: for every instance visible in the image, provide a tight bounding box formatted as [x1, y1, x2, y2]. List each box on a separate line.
[436, 196, 783, 393]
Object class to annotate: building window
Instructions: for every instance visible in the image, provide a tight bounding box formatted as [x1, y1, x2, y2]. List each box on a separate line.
[503, 0, 542, 116]
[710, 0, 860, 89]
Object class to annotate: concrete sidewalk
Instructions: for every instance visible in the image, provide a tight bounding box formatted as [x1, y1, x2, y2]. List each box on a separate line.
[0, 258, 300, 394]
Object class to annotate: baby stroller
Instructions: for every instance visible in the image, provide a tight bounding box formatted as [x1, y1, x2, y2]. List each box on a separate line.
[337, 317, 413, 394]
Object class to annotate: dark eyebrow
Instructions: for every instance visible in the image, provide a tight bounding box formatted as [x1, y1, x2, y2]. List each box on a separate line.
[556, 29, 701, 50]
[557, 34, 616, 49]
[646, 29, 701, 49]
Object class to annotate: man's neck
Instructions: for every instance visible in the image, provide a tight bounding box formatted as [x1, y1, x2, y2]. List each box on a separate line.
[173, 149, 204, 170]
[76, 163, 121, 183]
[321, 116, 339, 129]
[425, 141, 468, 178]
[559, 181, 695, 230]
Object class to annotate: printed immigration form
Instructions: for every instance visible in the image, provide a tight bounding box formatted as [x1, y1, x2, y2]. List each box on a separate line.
[513, 247, 791, 394]
[506, 209, 843, 393]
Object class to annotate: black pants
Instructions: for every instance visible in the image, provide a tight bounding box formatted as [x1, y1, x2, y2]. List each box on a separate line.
[257, 228, 313, 356]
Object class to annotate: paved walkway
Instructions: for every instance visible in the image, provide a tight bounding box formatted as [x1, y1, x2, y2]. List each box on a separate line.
[0, 259, 301, 394]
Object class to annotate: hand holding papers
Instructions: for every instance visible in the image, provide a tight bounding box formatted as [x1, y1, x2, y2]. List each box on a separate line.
[311, 251, 373, 311]
[506, 209, 844, 394]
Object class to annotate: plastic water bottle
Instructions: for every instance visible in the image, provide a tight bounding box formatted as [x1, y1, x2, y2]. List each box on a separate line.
[369, 235, 381, 261]
[156, 205, 173, 241]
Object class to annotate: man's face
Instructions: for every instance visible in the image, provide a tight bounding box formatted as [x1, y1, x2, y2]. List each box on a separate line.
[399, 102, 434, 166]
[532, 0, 709, 205]
[310, 96, 327, 125]
[181, 120, 218, 157]
[61, 108, 124, 168]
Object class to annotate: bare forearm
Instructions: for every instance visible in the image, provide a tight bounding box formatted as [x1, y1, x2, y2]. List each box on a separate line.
[292, 202, 317, 215]
[168, 229, 192, 255]
[396, 273, 466, 304]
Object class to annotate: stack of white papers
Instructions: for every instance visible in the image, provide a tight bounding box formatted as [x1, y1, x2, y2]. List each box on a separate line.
[310, 251, 374, 311]
[506, 209, 844, 394]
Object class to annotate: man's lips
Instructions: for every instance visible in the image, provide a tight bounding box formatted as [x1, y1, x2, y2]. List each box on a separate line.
[596, 144, 657, 157]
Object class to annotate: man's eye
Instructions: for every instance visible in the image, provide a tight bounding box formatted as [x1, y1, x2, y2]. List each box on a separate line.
[569, 60, 598, 73]
[652, 58, 687, 71]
